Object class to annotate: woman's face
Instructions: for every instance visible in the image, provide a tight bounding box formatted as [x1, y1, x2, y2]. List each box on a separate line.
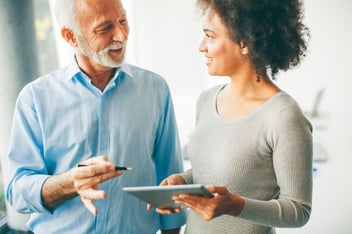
[199, 10, 244, 77]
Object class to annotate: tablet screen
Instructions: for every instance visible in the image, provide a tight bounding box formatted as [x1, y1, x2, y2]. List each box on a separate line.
[123, 184, 213, 208]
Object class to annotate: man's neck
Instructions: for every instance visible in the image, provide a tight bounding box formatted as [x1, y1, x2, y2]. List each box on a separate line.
[75, 54, 117, 91]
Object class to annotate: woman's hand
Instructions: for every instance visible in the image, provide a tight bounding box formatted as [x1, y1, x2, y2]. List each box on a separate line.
[147, 174, 186, 214]
[172, 185, 245, 221]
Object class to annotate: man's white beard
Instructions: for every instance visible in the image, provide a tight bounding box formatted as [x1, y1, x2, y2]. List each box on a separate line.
[77, 34, 127, 68]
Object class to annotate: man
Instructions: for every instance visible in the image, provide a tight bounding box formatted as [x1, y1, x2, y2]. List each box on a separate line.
[5, 0, 186, 233]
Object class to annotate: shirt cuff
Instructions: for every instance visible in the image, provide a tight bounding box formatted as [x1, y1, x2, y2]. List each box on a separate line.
[26, 174, 53, 214]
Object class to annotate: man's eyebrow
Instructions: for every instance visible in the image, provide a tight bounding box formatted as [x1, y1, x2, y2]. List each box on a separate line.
[94, 12, 127, 27]
[93, 21, 112, 31]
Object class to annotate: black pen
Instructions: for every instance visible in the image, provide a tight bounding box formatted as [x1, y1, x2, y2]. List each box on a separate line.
[77, 164, 133, 170]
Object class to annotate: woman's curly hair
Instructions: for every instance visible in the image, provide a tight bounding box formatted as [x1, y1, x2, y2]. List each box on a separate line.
[196, 0, 310, 79]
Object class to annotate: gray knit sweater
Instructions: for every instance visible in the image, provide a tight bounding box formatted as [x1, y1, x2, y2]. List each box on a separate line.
[180, 85, 313, 234]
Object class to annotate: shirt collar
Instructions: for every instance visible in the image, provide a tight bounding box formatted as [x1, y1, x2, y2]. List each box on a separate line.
[64, 56, 133, 82]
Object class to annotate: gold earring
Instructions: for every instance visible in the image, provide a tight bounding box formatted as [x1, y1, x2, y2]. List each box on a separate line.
[256, 73, 260, 83]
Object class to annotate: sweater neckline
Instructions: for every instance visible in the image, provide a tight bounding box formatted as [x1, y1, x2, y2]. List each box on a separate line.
[212, 84, 286, 122]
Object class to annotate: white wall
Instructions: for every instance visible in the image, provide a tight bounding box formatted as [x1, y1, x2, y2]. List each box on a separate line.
[276, 1, 352, 233]
[127, 0, 226, 145]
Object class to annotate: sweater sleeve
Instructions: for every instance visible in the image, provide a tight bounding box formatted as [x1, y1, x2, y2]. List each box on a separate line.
[238, 104, 313, 227]
[179, 169, 193, 184]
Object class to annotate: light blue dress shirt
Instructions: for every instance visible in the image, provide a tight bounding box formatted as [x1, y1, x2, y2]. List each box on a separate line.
[6, 61, 186, 234]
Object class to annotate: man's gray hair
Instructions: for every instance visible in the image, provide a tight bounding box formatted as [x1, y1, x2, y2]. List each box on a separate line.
[54, 0, 80, 32]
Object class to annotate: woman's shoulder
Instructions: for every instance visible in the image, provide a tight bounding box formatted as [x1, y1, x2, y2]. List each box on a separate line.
[198, 84, 225, 100]
[267, 91, 312, 128]
[267, 91, 301, 111]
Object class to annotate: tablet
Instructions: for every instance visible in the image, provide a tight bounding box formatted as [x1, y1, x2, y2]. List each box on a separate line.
[122, 184, 213, 208]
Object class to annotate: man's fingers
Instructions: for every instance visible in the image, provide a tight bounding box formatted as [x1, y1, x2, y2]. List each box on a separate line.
[73, 169, 122, 190]
[82, 169, 122, 186]
[82, 155, 109, 164]
[78, 188, 106, 200]
[73, 156, 124, 215]
[74, 164, 120, 178]
[81, 196, 98, 215]
[79, 188, 106, 215]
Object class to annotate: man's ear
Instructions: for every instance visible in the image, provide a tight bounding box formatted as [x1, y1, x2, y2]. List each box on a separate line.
[239, 41, 248, 55]
[61, 28, 77, 47]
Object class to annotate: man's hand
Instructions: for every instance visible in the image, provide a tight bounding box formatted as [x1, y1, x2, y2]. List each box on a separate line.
[41, 156, 123, 214]
[72, 156, 123, 215]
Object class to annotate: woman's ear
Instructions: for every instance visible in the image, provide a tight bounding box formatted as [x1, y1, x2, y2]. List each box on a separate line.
[61, 28, 77, 47]
[239, 41, 249, 55]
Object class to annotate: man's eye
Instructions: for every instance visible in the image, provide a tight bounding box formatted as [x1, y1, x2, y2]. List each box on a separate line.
[96, 25, 113, 34]
[119, 18, 128, 25]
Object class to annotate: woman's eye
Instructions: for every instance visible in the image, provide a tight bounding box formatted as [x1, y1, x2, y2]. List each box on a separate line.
[205, 33, 212, 39]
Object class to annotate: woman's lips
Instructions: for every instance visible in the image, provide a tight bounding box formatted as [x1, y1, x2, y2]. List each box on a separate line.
[205, 56, 212, 66]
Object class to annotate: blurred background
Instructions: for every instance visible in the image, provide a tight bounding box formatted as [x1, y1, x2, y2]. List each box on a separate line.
[0, 0, 351, 233]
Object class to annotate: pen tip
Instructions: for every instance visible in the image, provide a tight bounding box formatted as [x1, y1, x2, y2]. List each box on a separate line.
[127, 167, 133, 170]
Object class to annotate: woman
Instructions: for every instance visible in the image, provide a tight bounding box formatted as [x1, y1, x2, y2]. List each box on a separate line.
[155, 0, 313, 233]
